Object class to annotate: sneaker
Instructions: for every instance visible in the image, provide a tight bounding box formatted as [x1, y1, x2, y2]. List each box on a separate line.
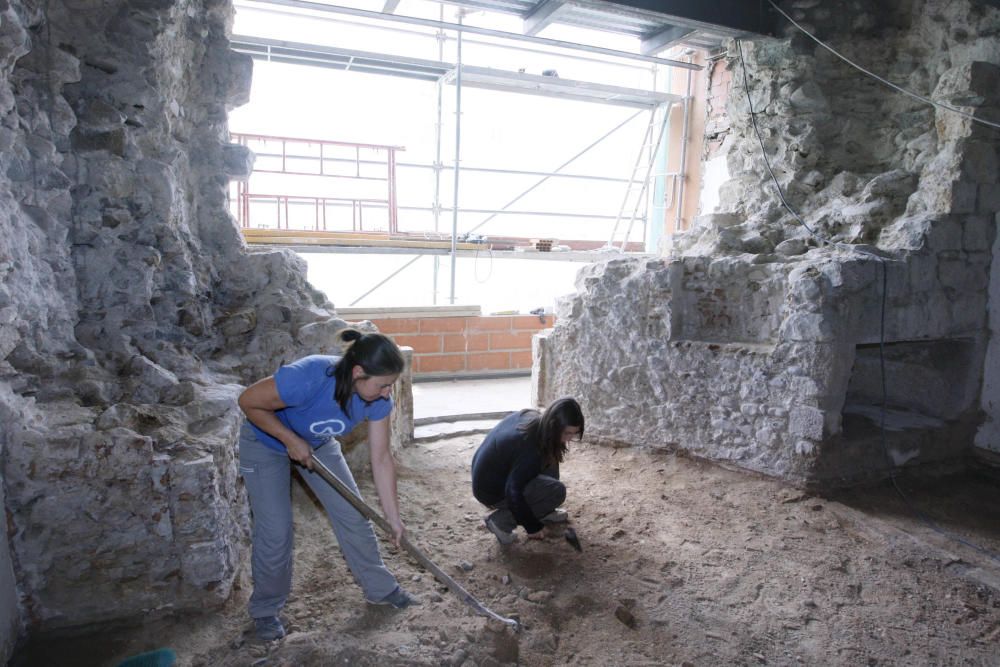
[484, 515, 516, 545]
[369, 585, 421, 609]
[253, 616, 286, 641]
[541, 509, 569, 524]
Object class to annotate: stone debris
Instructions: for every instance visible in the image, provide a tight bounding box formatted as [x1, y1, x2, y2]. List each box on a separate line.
[614, 604, 637, 629]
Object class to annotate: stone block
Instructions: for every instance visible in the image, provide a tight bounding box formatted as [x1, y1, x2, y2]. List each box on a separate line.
[789, 81, 828, 112]
[962, 142, 999, 183]
[71, 128, 127, 156]
[907, 253, 939, 292]
[949, 292, 988, 332]
[780, 311, 836, 342]
[296, 318, 350, 354]
[222, 143, 254, 179]
[391, 347, 414, 449]
[696, 213, 743, 230]
[938, 251, 990, 292]
[879, 215, 931, 251]
[979, 184, 1000, 214]
[925, 216, 963, 252]
[794, 440, 817, 456]
[933, 62, 1000, 104]
[789, 406, 825, 439]
[962, 215, 996, 252]
[951, 182, 979, 214]
[531, 330, 551, 408]
[219, 308, 257, 337]
[788, 376, 820, 399]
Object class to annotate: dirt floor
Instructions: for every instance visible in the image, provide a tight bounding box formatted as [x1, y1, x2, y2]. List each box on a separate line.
[13, 435, 1000, 666]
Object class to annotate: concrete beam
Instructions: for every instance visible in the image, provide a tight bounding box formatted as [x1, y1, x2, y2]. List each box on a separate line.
[609, 0, 774, 36]
[523, 0, 570, 36]
[640, 25, 695, 56]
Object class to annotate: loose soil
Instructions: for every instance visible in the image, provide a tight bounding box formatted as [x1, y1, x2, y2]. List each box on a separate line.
[13, 436, 1000, 666]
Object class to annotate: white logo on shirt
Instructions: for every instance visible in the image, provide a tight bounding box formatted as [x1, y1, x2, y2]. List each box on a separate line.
[311, 419, 347, 437]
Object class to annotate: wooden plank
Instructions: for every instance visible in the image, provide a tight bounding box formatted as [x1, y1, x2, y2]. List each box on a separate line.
[243, 230, 481, 251]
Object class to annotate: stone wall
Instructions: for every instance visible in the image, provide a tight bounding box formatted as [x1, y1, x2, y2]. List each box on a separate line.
[536, 0, 1000, 485]
[0, 0, 409, 656]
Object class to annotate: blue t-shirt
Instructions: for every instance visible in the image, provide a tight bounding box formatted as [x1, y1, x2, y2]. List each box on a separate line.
[250, 355, 394, 453]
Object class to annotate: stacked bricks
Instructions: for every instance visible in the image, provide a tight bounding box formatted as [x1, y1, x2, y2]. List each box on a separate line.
[370, 314, 555, 377]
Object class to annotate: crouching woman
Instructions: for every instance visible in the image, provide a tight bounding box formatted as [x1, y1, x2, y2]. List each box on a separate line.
[471, 397, 585, 545]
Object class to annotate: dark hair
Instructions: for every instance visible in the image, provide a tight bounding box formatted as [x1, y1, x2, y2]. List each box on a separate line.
[331, 329, 405, 416]
[518, 397, 584, 466]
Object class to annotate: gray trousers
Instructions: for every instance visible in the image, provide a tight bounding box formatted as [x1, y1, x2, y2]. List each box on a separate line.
[238, 422, 398, 619]
[488, 474, 566, 532]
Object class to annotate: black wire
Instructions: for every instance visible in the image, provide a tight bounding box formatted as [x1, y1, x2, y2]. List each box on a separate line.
[736, 41, 827, 246]
[736, 39, 1000, 564]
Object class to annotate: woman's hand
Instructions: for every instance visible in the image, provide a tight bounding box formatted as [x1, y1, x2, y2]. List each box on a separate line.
[240, 377, 315, 468]
[387, 516, 406, 548]
[527, 525, 560, 540]
[285, 437, 314, 470]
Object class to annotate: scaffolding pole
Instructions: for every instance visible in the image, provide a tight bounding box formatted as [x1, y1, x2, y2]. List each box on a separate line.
[449, 12, 463, 305]
[675, 59, 694, 233]
[619, 104, 670, 250]
[349, 255, 423, 307]
[433, 6, 445, 305]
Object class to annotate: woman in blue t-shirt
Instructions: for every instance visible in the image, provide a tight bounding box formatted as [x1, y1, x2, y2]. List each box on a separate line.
[237, 329, 417, 641]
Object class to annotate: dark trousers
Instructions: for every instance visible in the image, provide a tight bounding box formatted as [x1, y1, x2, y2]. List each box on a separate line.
[487, 473, 566, 532]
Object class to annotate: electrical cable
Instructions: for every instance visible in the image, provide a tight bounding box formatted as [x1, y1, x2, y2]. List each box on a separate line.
[473, 244, 494, 283]
[736, 39, 1000, 564]
[766, 0, 1000, 131]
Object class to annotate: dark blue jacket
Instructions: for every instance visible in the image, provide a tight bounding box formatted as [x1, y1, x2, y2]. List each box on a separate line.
[471, 410, 558, 534]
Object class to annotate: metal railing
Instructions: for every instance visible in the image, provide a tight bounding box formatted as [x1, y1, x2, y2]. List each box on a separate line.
[231, 133, 402, 232]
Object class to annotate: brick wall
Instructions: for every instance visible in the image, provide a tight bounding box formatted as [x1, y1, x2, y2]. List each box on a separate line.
[370, 314, 554, 377]
[704, 57, 733, 160]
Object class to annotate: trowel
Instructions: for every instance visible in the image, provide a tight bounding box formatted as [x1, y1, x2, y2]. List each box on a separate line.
[564, 527, 582, 552]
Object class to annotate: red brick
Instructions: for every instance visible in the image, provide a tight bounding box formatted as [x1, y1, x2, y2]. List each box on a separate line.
[419, 317, 468, 333]
[371, 318, 420, 334]
[391, 334, 442, 354]
[467, 316, 512, 332]
[512, 315, 553, 329]
[443, 333, 489, 353]
[467, 351, 510, 371]
[511, 349, 533, 369]
[489, 330, 534, 350]
[416, 354, 466, 373]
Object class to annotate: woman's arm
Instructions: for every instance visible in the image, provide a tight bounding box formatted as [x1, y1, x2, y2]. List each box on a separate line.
[368, 416, 405, 547]
[238, 377, 315, 469]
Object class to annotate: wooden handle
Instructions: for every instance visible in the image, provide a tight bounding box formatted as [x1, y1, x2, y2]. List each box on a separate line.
[310, 458, 519, 631]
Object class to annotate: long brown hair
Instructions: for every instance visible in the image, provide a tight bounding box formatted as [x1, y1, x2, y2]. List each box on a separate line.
[517, 397, 584, 466]
[330, 329, 405, 416]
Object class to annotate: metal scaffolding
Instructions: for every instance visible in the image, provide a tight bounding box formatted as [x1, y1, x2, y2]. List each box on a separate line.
[231, 0, 694, 306]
